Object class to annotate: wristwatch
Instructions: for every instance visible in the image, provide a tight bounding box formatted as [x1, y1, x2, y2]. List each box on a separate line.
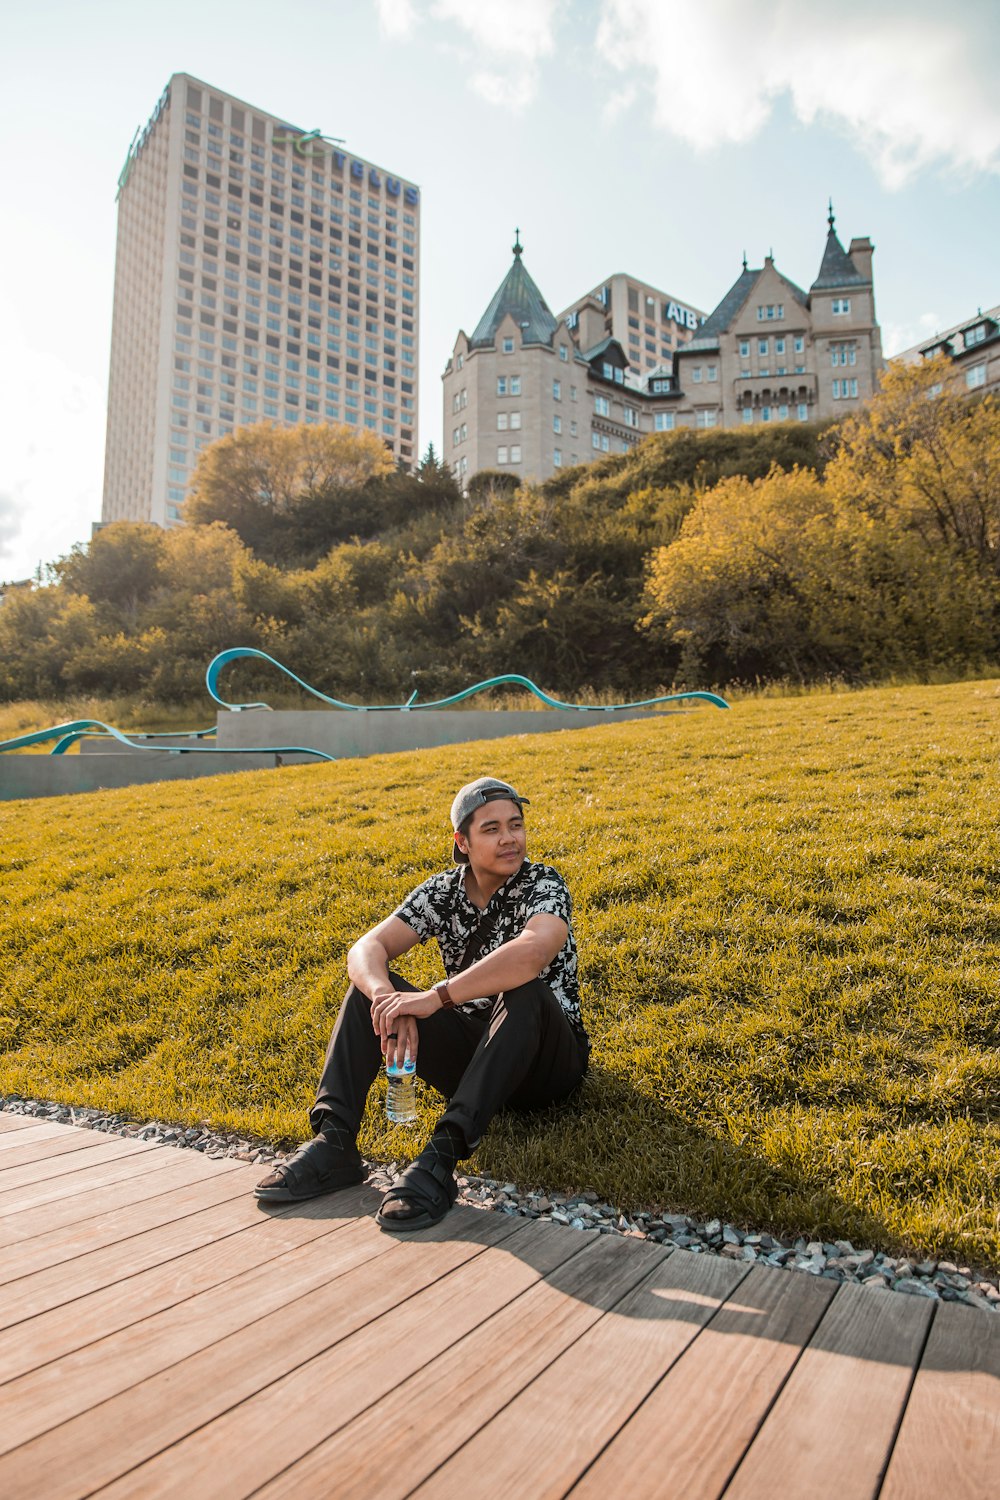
[435, 979, 457, 1010]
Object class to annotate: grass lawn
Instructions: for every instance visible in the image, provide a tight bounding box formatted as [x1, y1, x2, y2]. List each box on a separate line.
[1, 678, 998, 1268]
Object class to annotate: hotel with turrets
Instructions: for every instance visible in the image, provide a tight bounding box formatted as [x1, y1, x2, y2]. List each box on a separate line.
[443, 210, 883, 488]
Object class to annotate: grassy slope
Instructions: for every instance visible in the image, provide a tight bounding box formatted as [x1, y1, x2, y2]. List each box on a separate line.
[1, 679, 998, 1265]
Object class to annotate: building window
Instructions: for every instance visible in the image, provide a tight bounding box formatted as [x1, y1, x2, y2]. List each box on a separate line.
[553, 415, 562, 433]
[623, 405, 638, 427]
[453, 392, 461, 413]
[775, 339, 785, 355]
[591, 431, 610, 451]
[757, 304, 784, 320]
[706, 365, 718, 382]
[553, 448, 562, 466]
[510, 444, 521, 463]
[510, 411, 521, 430]
[797, 402, 809, 420]
[553, 379, 561, 400]
[502, 336, 515, 353]
[497, 445, 508, 464]
[692, 367, 702, 383]
[559, 345, 568, 362]
[457, 353, 464, 369]
[794, 336, 804, 353]
[966, 364, 986, 389]
[594, 395, 610, 416]
[739, 340, 750, 358]
[778, 403, 789, 420]
[497, 413, 508, 430]
[510, 376, 521, 395]
[695, 409, 718, 428]
[497, 377, 507, 395]
[964, 324, 987, 348]
[742, 407, 753, 425]
[570, 386, 577, 400]
[758, 339, 768, 356]
[654, 412, 674, 431]
[832, 298, 851, 315]
[832, 378, 859, 398]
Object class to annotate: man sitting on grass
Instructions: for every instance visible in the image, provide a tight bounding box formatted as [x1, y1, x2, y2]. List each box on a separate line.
[255, 776, 590, 1230]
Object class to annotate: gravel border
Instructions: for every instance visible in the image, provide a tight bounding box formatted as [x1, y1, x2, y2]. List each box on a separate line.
[5, 1093, 998, 1315]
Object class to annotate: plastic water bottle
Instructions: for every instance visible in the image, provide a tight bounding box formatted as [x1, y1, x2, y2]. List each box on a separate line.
[386, 1043, 418, 1125]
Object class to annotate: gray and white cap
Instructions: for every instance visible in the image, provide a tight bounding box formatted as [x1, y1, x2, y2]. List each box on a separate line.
[450, 777, 530, 863]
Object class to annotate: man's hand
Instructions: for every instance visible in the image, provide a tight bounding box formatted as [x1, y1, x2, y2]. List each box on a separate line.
[381, 1012, 419, 1070]
[371, 988, 441, 1055]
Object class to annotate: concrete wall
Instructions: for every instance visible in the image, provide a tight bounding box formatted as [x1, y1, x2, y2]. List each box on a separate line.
[0, 753, 281, 802]
[215, 707, 669, 758]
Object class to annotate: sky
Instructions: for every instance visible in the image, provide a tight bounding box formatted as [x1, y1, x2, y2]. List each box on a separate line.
[1, 0, 998, 583]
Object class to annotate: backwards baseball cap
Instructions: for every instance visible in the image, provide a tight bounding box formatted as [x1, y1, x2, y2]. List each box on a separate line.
[450, 777, 530, 863]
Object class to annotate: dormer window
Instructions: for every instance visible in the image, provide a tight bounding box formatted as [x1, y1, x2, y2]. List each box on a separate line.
[963, 323, 989, 349]
[502, 336, 515, 354]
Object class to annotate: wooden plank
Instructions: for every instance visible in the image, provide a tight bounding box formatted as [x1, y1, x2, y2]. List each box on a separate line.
[0, 1147, 233, 1244]
[0, 1182, 380, 1385]
[0, 1164, 265, 1330]
[91, 1214, 574, 1500]
[723, 1281, 934, 1498]
[0, 1201, 391, 1456]
[1, 1159, 266, 1284]
[0, 1131, 131, 1171]
[569, 1260, 837, 1500]
[880, 1300, 1000, 1500]
[409, 1243, 749, 1500]
[0, 1206, 526, 1499]
[0, 1113, 50, 1133]
[258, 1228, 677, 1500]
[0, 1135, 157, 1198]
[0, 1123, 76, 1151]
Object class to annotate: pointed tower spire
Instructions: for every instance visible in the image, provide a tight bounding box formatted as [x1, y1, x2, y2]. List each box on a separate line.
[828, 198, 835, 231]
[513, 227, 523, 258]
[742, 250, 748, 272]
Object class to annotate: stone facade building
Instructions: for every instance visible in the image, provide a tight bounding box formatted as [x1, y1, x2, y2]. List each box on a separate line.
[895, 304, 1000, 400]
[443, 214, 883, 488]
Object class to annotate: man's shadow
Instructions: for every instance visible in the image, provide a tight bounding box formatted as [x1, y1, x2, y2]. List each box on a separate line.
[264, 1064, 979, 1371]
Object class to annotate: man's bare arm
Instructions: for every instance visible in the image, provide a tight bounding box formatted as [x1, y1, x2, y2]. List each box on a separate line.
[371, 914, 569, 1040]
[347, 915, 422, 1001]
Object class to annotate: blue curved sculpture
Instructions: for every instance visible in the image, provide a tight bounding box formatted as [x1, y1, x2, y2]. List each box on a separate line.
[206, 647, 730, 714]
[0, 719, 333, 760]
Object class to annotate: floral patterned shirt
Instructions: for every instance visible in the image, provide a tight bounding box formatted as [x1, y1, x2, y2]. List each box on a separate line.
[393, 860, 586, 1040]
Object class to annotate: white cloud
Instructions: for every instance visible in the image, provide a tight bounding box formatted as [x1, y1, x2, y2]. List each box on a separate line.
[882, 310, 943, 358]
[597, 0, 1000, 188]
[0, 492, 22, 563]
[375, 0, 419, 42]
[381, 0, 564, 109]
[0, 343, 105, 582]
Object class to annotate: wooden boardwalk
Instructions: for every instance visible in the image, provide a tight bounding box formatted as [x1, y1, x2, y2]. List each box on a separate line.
[0, 1112, 996, 1499]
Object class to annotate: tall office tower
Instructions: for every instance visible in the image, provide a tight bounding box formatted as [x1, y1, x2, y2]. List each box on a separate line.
[102, 73, 420, 528]
[558, 273, 703, 378]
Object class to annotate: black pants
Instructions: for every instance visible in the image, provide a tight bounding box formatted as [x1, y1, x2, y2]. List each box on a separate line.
[311, 974, 589, 1151]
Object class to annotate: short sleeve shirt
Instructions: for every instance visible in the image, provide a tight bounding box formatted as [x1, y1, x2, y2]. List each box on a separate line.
[393, 860, 586, 1040]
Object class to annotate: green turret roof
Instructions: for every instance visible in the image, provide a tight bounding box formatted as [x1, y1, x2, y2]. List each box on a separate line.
[469, 233, 559, 350]
[811, 204, 867, 290]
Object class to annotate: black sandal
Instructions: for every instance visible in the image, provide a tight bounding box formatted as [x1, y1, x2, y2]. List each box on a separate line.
[254, 1131, 364, 1203]
[375, 1149, 458, 1232]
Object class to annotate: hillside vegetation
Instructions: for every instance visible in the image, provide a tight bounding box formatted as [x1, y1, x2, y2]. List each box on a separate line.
[4, 357, 995, 708]
[2, 678, 998, 1266]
